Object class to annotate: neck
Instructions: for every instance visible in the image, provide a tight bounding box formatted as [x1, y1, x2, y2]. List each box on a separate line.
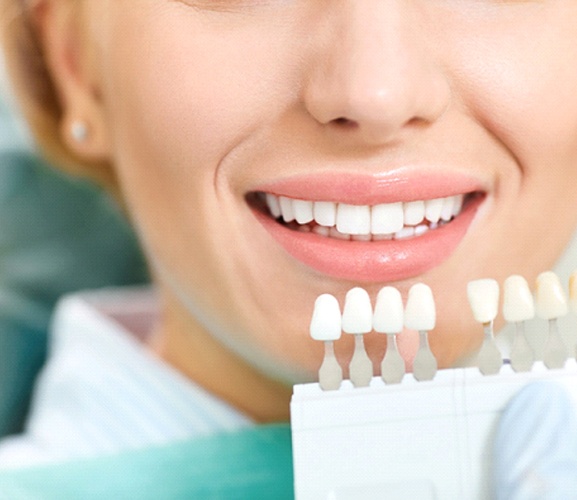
[149, 288, 292, 423]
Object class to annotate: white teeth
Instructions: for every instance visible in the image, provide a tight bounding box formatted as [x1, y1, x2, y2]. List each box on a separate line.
[394, 226, 415, 240]
[266, 193, 282, 219]
[352, 234, 371, 242]
[342, 287, 373, 334]
[310, 294, 342, 341]
[452, 195, 464, 216]
[336, 204, 371, 235]
[263, 193, 466, 239]
[373, 233, 393, 241]
[279, 196, 295, 223]
[329, 227, 350, 240]
[503, 275, 535, 323]
[403, 200, 425, 226]
[373, 286, 404, 334]
[535, 271, 568, 320]
[414, 224, 428, 237]
[404, 283, 436, 331]
[467, 279, 499, 324]
[371, 202, 404, 235]
[312, 225, 330, 237]
[314, 201, 337, 227]
[425, 198, 443, 223]
[440, 196, 455, 222]
[293, 199, 314, 224]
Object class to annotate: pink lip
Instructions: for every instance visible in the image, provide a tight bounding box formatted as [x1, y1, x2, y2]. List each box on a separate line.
[254, 170, 484, 205]
[251, 171, 485, 283]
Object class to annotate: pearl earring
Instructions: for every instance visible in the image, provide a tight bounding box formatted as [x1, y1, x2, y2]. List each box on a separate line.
[70, 120, 89, 143]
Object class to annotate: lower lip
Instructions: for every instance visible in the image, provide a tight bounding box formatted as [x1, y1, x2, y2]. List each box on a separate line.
[253, 197, 482, 283]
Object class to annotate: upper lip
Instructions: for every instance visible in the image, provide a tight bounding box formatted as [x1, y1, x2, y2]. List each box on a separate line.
[250, 168, 486, 206]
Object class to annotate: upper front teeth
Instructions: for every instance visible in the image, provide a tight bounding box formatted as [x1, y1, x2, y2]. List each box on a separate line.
[266, 194, 464, 237]
[336, 204, 371, 235]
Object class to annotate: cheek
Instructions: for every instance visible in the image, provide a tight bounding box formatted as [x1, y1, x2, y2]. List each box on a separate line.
[94, 10, 326, 376]
[101, 8, 303, 168]
[96, 11, 277, 282]
[439, 6, 577, 167]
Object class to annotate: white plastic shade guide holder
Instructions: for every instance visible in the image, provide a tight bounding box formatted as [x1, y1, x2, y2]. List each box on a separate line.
[310, 294, 343, 391]
[536, 271, 569, 369]
[373, 286, 405, 384]
[404, 283, 437, 381]
[467, 279, 502, 375]
[342, 287, 373, 387]
[290, 360, 577, 500]
[503, 275, 535, 372]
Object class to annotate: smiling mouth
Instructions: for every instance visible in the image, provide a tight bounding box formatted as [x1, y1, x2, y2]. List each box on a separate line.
[249, 191, 481, 241]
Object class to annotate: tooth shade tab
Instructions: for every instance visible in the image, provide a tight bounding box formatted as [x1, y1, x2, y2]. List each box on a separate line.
[404, 283, 436, 332]
[503, 275, 535, 323]
[467, 279, 499, 324]
[373, 286, 404, 334]
[310, 294, 342, 341]
[569, 271, 577, 314]
[536, 271, 568, 320]
[342, 287, 373, 334]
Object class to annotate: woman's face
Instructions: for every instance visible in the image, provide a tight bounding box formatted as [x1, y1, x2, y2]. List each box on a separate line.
[80, 1, 577, 390]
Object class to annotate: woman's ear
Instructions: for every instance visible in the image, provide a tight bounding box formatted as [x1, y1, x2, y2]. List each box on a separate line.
[33, 0, 111, 160]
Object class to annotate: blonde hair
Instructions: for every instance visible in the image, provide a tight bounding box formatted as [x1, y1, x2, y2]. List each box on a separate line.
[0, 0, 116, 190]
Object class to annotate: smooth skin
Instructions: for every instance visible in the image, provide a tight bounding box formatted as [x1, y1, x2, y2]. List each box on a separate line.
[36, 0, 577, 421]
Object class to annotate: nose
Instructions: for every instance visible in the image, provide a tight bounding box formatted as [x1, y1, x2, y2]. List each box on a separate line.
[303, 0, 451, 145]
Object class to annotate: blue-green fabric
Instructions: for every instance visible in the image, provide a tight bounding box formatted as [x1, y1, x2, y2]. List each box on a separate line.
[0, 424, 294, 500]
[0, 98, 148, 436]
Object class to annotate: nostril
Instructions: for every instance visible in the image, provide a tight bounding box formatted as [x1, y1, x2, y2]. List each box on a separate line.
[331, 117, 358, 130]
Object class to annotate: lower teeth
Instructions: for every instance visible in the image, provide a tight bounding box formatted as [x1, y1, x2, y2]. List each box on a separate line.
[284, 218, 450, 241]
